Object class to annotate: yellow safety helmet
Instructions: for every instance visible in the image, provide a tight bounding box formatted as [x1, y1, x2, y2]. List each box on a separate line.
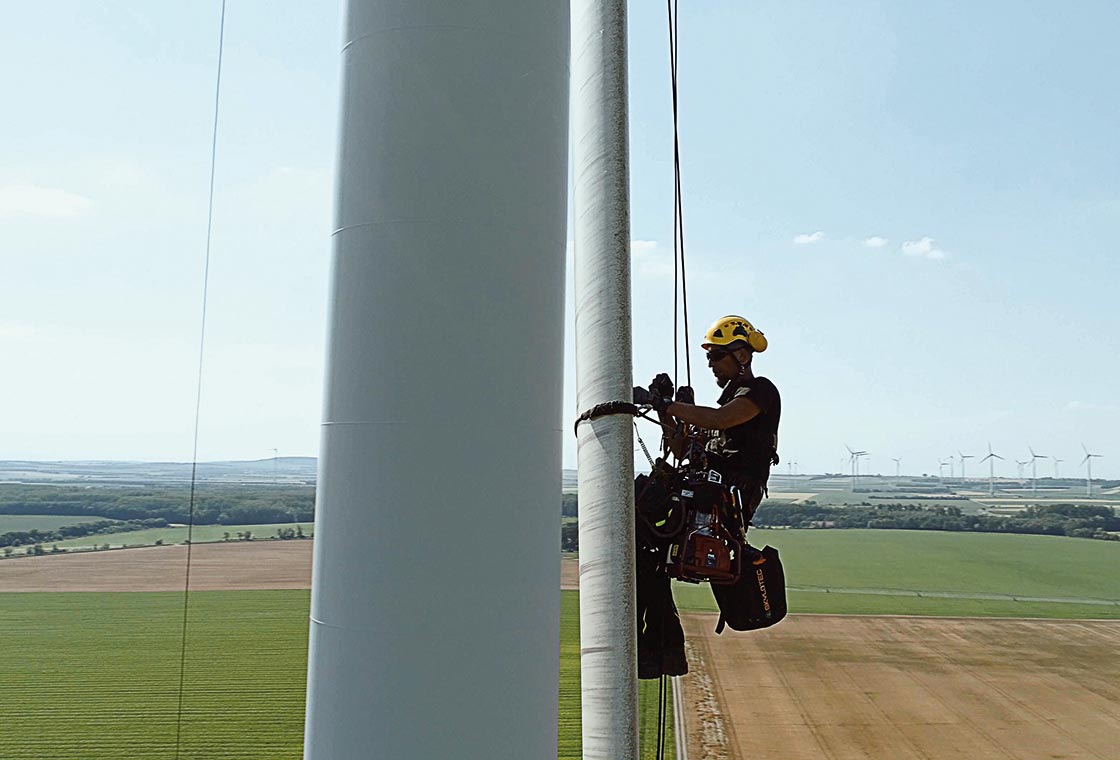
[701, 315, 768, 353]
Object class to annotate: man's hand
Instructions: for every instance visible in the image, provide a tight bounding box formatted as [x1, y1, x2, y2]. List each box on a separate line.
[649, 373, 674, 400]
[632, 385, 653, 406]
[647, 373, 674, 413]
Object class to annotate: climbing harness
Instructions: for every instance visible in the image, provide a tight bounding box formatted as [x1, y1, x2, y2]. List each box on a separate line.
[175, 2, 226, 758]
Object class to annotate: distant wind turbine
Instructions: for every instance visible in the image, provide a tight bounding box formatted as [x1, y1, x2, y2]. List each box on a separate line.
[1052, 457, 1063, 479]
[1015, 459, 1029, 480]
[1029, 447, 1047, 495]
[1081, 444, 1103, 497]
[980, 443, 1003, 496]
[958, 450, 974, 480]
[845, 444, 868, 489]
[892, 457, 901, 478]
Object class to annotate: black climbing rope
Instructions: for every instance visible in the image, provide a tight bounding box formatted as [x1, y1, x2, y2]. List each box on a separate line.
[668, 0, 692, 394]
[174, 1, 226, 757]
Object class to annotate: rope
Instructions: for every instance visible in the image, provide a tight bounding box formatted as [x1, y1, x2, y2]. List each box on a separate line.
[654, 6, 688, 757]
[667, 0, 692, 390]
[656, 674, 666, 758]
[660, 673, 671, 758]
[174, 1, 226, 756]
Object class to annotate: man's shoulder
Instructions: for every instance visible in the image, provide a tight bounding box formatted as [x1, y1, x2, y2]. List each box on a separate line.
[720, 376, 779, 412]
[750, 375, 779, 395]
[730, 375, 779, 396]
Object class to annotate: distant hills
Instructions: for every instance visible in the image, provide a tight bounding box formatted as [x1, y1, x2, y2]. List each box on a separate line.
[0, 458, 318, 486]
[0, 459, 579, 489]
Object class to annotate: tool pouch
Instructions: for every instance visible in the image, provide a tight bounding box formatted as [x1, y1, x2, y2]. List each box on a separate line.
[710, 544, 787, 633]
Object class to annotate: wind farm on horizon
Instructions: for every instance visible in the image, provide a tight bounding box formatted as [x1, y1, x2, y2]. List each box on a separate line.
[762, 442, 1115, 511]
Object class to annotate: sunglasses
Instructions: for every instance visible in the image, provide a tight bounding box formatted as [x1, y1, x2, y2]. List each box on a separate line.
[705, 348, 732, 362]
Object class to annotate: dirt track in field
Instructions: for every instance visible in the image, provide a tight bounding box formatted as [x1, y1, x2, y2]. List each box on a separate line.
[680, 612, 1120, 760]
[0, 542, 313, 592]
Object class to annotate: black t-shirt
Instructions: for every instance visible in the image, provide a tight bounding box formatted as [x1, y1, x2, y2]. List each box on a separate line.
[704, 375, 781, 481]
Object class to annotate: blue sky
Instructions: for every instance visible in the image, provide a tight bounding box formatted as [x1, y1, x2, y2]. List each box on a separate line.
[1, 1, 1116, 478]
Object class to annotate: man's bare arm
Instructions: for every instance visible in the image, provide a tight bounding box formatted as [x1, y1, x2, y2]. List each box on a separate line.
[663, 396, 761, 430]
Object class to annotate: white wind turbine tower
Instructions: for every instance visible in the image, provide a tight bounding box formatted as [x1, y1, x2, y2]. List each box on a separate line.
[947, 455, 955, 479]
[1016, 459, 1029, 480]
[958, 450, 974, 480]
[980, 443, 1003, 496]
[1082, 444, 1103, 497]
[846, 445, 868, 489]
[1052, 457, 1063, 479]
[938, 459, 949, 482]
[892, 457, 902, 478]
[1028, 446, 1048, 495]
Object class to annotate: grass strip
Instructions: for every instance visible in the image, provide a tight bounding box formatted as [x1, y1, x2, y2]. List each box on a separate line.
[0, 590, 669, 758]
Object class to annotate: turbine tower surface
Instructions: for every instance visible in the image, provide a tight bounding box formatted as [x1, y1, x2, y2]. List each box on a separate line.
[303, 3, 570, 758]
[572, 1, 640, 757]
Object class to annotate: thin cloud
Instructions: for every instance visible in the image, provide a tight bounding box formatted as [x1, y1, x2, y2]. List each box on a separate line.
[98, 161, 148, 188]
[631, 239, 672, 277]
[793, 231, 824, 244]
[901, 236, 948, 260]
[1065, 400, 1120, 414]
[863, 236, 888, 248]
[0, 323, 43, 342]
[0, 184, 94, 219]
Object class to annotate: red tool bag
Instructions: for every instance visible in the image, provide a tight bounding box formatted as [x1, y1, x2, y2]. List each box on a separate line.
[663, 475, 744, 585]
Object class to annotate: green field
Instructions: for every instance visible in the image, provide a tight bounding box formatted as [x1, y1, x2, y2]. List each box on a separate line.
[35, 522, 313, 550]
[0, 590, 670, 759]
[0, 514, 119, 533]
[671, 528, 1120, 618]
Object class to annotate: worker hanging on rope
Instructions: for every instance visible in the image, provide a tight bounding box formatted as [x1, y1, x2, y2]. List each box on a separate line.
[631, 315, 786, 679]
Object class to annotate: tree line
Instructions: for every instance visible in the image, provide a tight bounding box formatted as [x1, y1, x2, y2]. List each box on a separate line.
[0, 518, 168, 549]
[0, 484, 315, 526]
[558, 496, 1119, 551]
[753, 501, 1120, 541]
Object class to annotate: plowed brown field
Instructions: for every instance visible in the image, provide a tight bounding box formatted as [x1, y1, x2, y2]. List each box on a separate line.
[6, 550, 1118, 760]
[680, 612, 1120, 760]
[0, 542, 313, 591]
